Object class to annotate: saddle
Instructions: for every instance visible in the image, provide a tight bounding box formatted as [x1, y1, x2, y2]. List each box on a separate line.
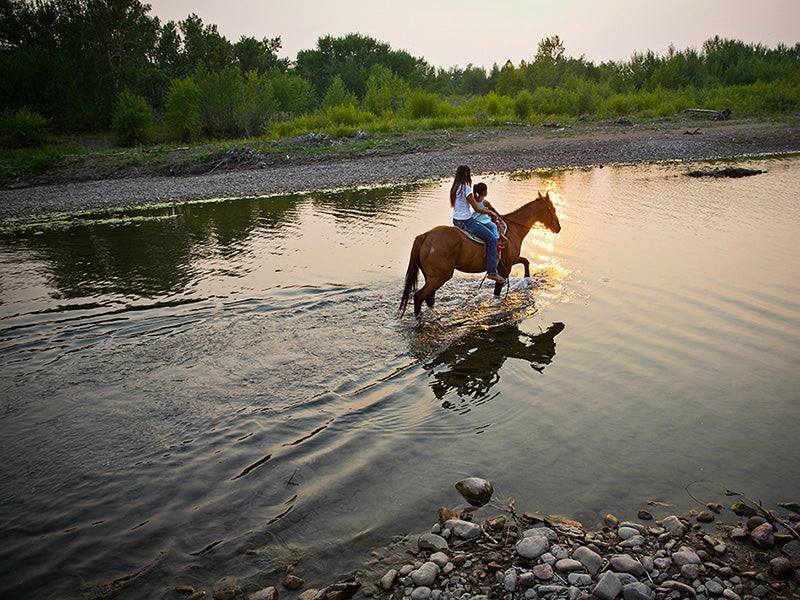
[457, 218, 508, 249]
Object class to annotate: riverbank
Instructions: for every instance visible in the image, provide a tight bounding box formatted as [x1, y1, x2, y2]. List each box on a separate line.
[1, 116, 799, 219]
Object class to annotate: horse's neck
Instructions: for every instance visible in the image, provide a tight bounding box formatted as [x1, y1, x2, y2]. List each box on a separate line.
[506, 199, 546, 234]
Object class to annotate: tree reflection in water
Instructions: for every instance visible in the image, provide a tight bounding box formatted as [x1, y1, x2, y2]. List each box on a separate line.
[423, 322, 565, 409]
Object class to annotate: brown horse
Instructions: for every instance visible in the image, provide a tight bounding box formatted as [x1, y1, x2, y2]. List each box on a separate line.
[399, 192, 561, 317]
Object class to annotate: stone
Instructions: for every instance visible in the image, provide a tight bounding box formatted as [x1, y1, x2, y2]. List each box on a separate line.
[429, 552, 449, 567]
[619, 535, 645, 548]
[504, 568, 518, 592]
[247, 587, 278, 600]
[730, 527, 747, 541]
[410, 562, 439, 586]
[746, 516, 767, 530]
[411, 587, 431, 600]
[749, 523, 775, 549]
[454, 477, 493, 506]
[574, 546, 604, 576]
[637, 509, 653, 520]
[604, 514, 619, 528]
[769, 557, 794, 579]
[782, 540, 800, 560]
[523, 526, 558, 540]
[568, 573, 594, 587]
[622, 582, 653, 600]
[672, 547, 702, 565]
[379, 569, 397, 591]
[557, 558, 585, 572]
[418, 533, 449, 551]
[618, 526, 640, 540]
[517, 535, 550, 559]
[610, 555, 645, 577]
[696, 511, 715, 523]
[213, 577, 242, 600]
[681, 564, 700, 580]
[662, 515, 687, 537]
[533, 563, 555, 580]
[721, 589, 741, 600]
[593, 571, 622, 600]
[437, 506, 458, 523]
[444, 518, 481, 539]
[705, 580, 724, 595]
[281, 575, 304, 591]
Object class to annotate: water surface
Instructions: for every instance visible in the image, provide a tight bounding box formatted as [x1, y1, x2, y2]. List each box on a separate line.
[1, 158, 799, 599]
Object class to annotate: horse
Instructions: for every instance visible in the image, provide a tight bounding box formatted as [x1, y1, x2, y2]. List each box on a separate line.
[399, 191, 561, 318]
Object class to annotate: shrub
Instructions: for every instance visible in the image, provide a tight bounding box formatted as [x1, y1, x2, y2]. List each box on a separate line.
[112, 89, 154, 147]
[0, 107, 51, 148]
[513, 90, 534, 120]
[164, 78, 202, 142]
[406, 91, 442, 118]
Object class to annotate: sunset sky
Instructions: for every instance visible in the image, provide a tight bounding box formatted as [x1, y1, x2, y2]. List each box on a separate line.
[145, 0, 799, 69]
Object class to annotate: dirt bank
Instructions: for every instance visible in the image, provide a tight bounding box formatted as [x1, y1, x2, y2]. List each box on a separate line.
[1, 117, 799, 219]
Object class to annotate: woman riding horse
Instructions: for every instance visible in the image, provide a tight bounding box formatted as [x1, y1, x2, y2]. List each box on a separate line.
[399, 190, 561, 318]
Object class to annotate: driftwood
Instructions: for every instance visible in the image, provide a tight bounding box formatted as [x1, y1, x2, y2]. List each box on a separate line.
[684, 128, 702, 135]
[685, 108, 732, 121]
[311, 581, 361, 600]
[686, 167, 764, 178]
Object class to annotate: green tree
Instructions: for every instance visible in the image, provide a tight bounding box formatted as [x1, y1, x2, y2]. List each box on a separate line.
[164, 78, 201, 141]
[271, 73, 313, 115]
[241, 70, 275, 136]
[112, 88, 153, 146]
[323, 75, 357, 108]
[363, 65, 410, 115]
[233, 35, 287, 74]
[194, 65, 243, 137]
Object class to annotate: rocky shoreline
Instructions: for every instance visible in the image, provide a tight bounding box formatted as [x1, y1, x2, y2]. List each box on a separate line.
[193, 477, 800, 600]
[2, 117, 799, 219]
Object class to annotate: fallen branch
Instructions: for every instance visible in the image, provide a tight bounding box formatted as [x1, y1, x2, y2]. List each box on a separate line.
[724, 489, 800, 542]
[685, 108, 731, 120]
[311, 581, 361, 600]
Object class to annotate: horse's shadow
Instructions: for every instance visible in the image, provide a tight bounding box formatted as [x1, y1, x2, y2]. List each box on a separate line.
[422, 321, 565, 408]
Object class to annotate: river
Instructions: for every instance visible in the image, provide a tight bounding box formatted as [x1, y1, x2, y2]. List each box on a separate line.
[1, 158, 798, 599]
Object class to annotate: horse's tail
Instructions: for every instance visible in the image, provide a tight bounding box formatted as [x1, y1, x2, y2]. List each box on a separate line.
[398, 233, 425, 317]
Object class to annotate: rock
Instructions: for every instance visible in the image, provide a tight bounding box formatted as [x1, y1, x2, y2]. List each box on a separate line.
[379, 569, 397, 591]
[556, 558, 585, 572]
[574, 546, 603, 576]
[516, 535, 550, 559]
[411, 587, 431, 600]
[745, 516, 767, 531]
[782, 539, 800, 560]
[593, 571, 622, 600]
[731, 502, 756, 517]
[437, 506, 458, 523]
[533, 563, 555, 580]
[610, 555, 645, 577]
[706, 502, 722, 513]
[488, 515, 506, 530]
[618, 526, 640, 540]
[749, 523, 775, 549]
[662, 515, 687, 537]
[769, 556, 794, 579]
[696, 511, 715, 523]
[637, 510, 653, 520]
[672, 547, 702, 565]
[721, 589, 741, 600]
[281, 575, 304, 591]
[504, 567, 518, 592]
[705, 580, 724, 595]
[604, 514, 619, 529]
[568, 573, 594, 587]
[444, 518, 481, 539]
[429, 552, 449, 567]
[523, 526, 558, 540]
[298, 591, 317, 600]
[418, 533, 448, 551]
[622, 582, 653, 600]
[213, 577, 242, 600]
[619, 535, 645, 548]
[454, 477, 493, 506]
[730, 527, 747, 541]
[247, 587, 278, 600]
[680, 564, 700, 580]
[411, 562, 439, 586]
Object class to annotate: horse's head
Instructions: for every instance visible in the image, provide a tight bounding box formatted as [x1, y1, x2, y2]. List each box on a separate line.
[538, 191, 561, 233]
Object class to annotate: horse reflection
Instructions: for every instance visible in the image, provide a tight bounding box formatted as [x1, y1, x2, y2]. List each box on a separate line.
[424, 322, 565, 407]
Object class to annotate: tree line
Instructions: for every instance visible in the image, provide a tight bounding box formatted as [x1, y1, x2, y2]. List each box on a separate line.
[1, 0, 799, 147]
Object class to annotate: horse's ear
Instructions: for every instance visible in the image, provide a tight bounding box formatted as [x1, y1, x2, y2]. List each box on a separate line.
[537, 190, 544, 199]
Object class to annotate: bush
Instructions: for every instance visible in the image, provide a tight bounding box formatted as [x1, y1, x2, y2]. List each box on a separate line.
[0, 107, 51, 148]
[112, 89, 154, 147]
[513, 90, 534, 120]
[164, 78, 202, 142]
[406, 91, 442, 118]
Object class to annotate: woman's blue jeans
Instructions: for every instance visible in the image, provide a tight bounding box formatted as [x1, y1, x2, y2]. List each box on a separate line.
[453, 218, 499, 275]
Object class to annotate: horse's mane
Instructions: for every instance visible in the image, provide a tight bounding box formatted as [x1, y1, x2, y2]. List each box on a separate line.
[503, 195, 546, 222]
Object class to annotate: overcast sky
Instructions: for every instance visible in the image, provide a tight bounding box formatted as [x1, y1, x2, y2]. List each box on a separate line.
[145, 0, 799, 69]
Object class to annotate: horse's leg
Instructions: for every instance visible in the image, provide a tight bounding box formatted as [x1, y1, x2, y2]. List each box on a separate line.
[414, 277, 447, 316]
[516, 257, 531, 278]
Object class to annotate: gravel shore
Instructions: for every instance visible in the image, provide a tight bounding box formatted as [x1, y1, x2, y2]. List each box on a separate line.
[1, 118, 799, 220]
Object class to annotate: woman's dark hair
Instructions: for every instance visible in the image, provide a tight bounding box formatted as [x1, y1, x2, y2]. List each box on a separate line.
[473, 182, 487, 196]
[449, 165, 472, 207]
